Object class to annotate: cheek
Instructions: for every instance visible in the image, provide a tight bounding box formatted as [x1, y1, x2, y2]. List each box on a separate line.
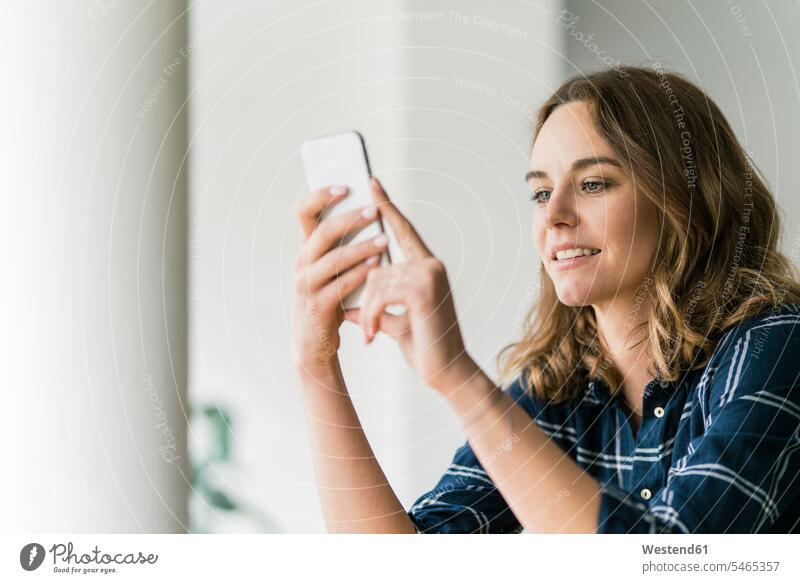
[630, 197, 660, 248]
[532, 212, 547, 257]
[605, 203, 658, 280]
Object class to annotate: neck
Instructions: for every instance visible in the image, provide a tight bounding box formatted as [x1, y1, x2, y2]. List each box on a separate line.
[591, 291, 654, 414]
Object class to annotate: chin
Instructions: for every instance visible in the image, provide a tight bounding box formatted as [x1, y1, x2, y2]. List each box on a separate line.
[557, 296, 594, 307]
[553, 281, 600, 307]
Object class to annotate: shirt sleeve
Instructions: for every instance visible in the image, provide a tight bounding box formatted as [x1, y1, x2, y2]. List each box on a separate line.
[407, 378, 537, 533]
[596, 309, 800, 533]
[406, 439, 522, 533]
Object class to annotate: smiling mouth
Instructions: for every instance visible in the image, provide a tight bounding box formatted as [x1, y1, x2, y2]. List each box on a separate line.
[552, 248, 602, 261]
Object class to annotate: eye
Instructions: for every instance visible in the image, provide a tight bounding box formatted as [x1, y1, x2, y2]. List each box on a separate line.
[529, 189, 551, 205]
[582, 179, 610, 193]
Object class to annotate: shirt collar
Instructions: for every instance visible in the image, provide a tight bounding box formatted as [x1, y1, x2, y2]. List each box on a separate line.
[584, 374, 680, 405]
[584, 377, 611, 405]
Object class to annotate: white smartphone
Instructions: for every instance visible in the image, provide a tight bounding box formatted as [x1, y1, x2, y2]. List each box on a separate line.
[300, 131, 392, 310]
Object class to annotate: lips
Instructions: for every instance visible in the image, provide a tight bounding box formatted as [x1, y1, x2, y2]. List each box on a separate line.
[554, 247, 601, 261]
[549, 250, 602, 270]
[548, 242, 603, 261]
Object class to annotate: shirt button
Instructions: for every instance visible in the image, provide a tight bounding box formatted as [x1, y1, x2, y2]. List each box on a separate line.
[659, 380, 669, 388]
[640, 488, 652, 500]
[654, 406, 665, 418]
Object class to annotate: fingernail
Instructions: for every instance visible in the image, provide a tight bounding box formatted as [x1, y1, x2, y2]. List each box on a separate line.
[330, 185, 348, 196]
[361, 205, 377, 219]
[366, 255, 380, 265]
[373, 234, 388, 247]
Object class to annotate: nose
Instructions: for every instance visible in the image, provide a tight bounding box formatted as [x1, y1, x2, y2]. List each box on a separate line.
[546, 182, 578, 230]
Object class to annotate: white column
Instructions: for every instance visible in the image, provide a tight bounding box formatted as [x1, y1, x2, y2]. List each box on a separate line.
[1, 0, 189, 532]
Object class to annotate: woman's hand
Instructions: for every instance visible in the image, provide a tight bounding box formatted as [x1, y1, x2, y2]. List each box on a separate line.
[344, 177, 479, 394]
[292, 184, 388, 374]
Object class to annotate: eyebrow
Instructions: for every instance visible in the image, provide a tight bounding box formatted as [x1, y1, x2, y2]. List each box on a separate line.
[525, 156, 622, 182]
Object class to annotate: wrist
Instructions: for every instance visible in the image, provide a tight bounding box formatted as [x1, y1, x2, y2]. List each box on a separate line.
[294, 352, 341, 382]
[430, 353, 482, 395]
[441, 365, 500, 426]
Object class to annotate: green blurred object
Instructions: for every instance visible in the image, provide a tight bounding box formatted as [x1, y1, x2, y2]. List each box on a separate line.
[189, 403, 278, 532]
[190, 405, 237, 519]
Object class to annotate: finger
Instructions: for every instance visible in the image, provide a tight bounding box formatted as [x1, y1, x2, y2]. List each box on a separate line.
[370, 176, 433, 260]
[305, 204, 381, 264]
[365, 301, 407, 344]
[361, 268, 410, 341]
[343, 308, 360, 324]
[295, 185, 349, 239]
[318, 254, 380, 309]
[372, 310, 411, 340]
[305, 232, 389, 290]
[361, 264, 397, 339]
[358, 268, 381, 340]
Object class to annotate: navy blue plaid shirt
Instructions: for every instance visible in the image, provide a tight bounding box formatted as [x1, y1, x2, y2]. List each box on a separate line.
[408, 303, 800, 533]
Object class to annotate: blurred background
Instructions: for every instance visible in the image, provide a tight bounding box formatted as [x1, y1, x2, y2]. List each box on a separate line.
[3, 0, 799, 533]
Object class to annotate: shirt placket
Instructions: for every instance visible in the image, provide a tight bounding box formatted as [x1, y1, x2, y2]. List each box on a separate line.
[629, 378, 671, 503]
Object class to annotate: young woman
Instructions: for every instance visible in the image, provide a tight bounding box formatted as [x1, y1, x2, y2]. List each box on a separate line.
[291, 66, 800, 533]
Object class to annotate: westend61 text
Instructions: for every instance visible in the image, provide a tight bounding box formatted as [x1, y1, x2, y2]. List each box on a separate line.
[642, 544, 708, 555]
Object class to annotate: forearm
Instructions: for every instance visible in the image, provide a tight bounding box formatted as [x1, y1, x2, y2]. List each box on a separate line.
[441, 364, 601, 533]
[296, 360, 416, 533]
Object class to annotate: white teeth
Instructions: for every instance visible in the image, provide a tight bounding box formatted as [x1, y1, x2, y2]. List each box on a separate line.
[555, 247, 601, 260]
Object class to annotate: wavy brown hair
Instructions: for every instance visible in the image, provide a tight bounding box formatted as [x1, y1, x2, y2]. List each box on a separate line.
[497, 65, 800, 403]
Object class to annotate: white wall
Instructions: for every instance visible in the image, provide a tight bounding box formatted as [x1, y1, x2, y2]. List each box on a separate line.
[563, 0, 800, 260]
[187, 0, 563, 532]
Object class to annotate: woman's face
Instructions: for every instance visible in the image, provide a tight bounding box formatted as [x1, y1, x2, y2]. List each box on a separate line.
[528, 101, 661, 309]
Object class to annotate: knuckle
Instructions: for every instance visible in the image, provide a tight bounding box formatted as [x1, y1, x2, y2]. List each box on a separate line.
[425, 259, 446, 286]
[426, 257, 445, 275]
[315, 256, 332, 279]
[418, 260, 437, 285]
[295, 195, 313, 218]
[293, 273, 308, 294]
[407, 262, 440, 304]
[294, 251, 305, 272]
[306, 228, 323, 251]
[310, 217, 326, 238]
